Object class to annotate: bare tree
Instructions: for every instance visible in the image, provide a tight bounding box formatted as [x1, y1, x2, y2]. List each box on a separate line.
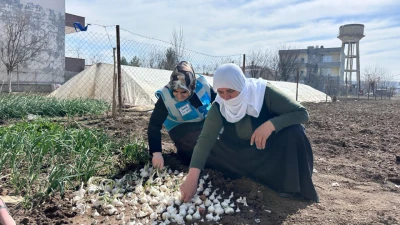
[362, 64, 389, 96]
[246, 50, 275, 79]
[147, 49, 164, 69]
[171, 27, 185, 62]
[0, 10, 47, 92]
[277, 45, 301, 81]
[88, 53, 103, 65]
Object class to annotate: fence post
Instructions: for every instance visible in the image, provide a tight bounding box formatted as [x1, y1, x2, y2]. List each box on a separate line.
[242, 54, 246, 73]
[116, 25, 122, 114]
[112, 48, 117, 118]
[296, 68, 299, 101]
[326, 74, 329, 102]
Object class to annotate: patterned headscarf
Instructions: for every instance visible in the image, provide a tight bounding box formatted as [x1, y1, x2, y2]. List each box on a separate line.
[167, 61, 196, 96]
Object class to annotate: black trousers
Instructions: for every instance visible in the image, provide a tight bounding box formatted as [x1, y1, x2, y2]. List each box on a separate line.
[173, 130, 202, 165]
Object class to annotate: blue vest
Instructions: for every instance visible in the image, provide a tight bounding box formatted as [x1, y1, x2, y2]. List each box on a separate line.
[155, 75, 212, 131]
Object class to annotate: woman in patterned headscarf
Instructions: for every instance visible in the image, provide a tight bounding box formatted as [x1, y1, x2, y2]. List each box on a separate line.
[147, 61, 216, 169]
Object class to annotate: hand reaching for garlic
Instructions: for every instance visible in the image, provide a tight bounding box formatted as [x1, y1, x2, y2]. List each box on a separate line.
[152, 152, 164, 169]
[180, 168, 201, 202]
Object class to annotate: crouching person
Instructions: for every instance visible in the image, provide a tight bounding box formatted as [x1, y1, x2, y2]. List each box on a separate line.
[180, 63, 319, 202]
[147, 61, 216, 169]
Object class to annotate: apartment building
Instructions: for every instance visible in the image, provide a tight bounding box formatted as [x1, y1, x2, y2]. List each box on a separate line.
[280, 45, 343, 93]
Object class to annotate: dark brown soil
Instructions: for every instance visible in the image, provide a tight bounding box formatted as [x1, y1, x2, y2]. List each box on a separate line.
[5, 99, 400, 225]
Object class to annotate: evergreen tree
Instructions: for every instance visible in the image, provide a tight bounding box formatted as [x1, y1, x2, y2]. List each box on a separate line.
[121, 56, 129, 65]
[129, 56, 141, 67]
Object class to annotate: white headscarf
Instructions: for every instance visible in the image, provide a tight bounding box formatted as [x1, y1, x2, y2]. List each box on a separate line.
[213, 63, 267, 123]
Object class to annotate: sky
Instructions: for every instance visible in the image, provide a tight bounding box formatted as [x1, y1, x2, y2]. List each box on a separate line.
[66, 0, 400, 81]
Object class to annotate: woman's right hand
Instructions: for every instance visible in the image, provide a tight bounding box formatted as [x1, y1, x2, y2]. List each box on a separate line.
[180, 168, 201, 202]
[152, 152, 164, 169]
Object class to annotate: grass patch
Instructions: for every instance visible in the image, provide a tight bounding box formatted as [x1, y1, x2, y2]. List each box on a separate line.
[0, 94, 110, 119]
[0, 120, 149, 208]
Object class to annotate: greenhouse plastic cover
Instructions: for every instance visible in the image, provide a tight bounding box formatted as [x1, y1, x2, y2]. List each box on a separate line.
[49, 63, 331, 105]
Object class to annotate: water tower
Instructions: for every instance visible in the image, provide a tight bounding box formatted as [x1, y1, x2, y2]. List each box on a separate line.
[337, 24, 365, 95]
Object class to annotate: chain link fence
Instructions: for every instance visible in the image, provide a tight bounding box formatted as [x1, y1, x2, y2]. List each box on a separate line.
[0, 21, 244, 114]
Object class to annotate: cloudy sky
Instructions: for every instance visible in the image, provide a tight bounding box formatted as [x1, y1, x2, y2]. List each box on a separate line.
[66, 0, 400, 80]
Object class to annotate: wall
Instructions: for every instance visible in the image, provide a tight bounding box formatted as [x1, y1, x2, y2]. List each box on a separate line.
[331, 53, 340, 62]
[0, 0, 65, 91]
[65, 57, 85, 82]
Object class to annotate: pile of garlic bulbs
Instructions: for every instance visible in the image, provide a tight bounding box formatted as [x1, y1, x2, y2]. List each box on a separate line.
[70, 164, 248, 225]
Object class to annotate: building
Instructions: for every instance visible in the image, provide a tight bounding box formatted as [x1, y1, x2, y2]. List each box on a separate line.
[279, 45, 343, 94]
[65, 13, 86, 82]
[0, 0, 86, 92]
[0, 0, 65, 92]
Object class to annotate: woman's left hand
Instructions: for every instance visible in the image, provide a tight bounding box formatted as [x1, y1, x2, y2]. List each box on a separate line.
[250, 121, 275, 149]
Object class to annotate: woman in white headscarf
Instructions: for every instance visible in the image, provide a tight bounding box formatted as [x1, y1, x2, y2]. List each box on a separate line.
[180, 63, 319, 202]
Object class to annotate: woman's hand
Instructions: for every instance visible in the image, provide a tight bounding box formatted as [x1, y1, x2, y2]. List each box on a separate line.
[152, 152, 164, 169]
[180, 168, 201, 202]
[250, 120, 275, 150]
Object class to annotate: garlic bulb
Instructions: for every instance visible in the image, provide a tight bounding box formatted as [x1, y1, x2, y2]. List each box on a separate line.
[92, 209, 100, 217]
[187, 208, 194, 215]
[224, 207, 235, 215]
[199, 178, 205, 185]
[116, 212, 125, 220]
[192, 207, 201, 220]
[214, 206, 224, 215]
[204, 199, 212, 207]
[213, 214, 220, 221]
[167, 205, 177, 214]
[203, 188, 211, 196]
[156, 204, 166, 214]
[207, 204, 215, 213]
[206, 213, 214, 221]
[179, 204, 188, 211]
[197, 184, 204, 192]
[209, 193, 216, 200]
[179, 209, 187, 217]
[185, 214, 193, 221]
[236, 205, 241, 213]
[162, 212, 171, 220]
[149, 198, 158, 206]
[112, 198, 124, 207]
[221, 200, 229, 208]
[193, 196, 203, 205]
[106, 204, 117, 215]
[174, 198, 182, 206]
[88, 185, 98, 194]
[159, 185, 168, 192]
[150, 212, 158, 220]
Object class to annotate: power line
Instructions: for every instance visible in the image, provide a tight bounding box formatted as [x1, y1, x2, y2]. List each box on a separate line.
[119, 28, 243, 58]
